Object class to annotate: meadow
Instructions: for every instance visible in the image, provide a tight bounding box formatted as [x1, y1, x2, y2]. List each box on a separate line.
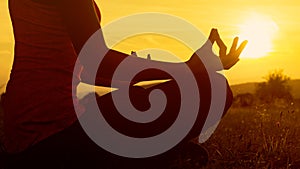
[201, 100, 300, 169]
[0, 97, 299, 169]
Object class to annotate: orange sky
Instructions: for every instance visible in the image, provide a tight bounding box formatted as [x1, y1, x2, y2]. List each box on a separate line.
[1, 0, 300, 93]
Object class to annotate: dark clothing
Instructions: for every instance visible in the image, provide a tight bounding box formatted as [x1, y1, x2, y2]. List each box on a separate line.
[4, 0, 87, 153]
[4, 80, 232, 169]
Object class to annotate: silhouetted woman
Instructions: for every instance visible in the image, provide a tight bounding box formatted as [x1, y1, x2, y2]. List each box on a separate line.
[3, 0, 246, 168]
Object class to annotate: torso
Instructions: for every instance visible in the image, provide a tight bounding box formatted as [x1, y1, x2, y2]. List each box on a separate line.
[3, 0, 100, 153]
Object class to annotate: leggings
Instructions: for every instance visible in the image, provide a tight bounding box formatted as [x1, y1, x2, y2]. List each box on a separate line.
[4, 78, 232, 169]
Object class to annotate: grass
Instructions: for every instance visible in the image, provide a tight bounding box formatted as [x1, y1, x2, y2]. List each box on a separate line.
[201, 100, 300, 169]
[0, 98, 299, 169]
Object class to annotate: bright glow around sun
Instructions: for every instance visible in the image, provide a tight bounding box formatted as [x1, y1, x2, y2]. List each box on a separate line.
[238, 13, 279, 58]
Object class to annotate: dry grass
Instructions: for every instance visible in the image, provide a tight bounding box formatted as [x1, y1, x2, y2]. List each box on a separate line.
[201, 101, 300, 169]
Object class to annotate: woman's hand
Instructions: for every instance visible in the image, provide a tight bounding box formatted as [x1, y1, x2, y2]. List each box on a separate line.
[209, 29, 248, 70]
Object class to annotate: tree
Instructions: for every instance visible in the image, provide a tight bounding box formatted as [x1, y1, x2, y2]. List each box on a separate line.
[255, 70, 293, 104]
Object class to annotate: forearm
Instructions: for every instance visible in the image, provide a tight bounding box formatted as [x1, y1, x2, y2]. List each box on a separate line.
[81, 49, 191, 87]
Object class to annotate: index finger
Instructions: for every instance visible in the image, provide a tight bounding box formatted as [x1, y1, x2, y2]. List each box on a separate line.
[216, 35, 227, 57]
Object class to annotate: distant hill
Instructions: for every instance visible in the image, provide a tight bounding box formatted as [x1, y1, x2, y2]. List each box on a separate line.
[289, 79, 300, 99]
[231, 79, 300, 99]
[230, 82, 258, 97]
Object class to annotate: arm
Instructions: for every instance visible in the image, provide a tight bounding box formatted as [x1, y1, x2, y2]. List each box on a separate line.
[55, 0, 190, 88]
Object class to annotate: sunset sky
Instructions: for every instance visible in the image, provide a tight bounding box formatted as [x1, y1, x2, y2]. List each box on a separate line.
[1, 0, 300, 93]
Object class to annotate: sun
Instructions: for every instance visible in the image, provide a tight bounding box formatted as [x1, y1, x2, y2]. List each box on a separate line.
[238, 13, 278, 59]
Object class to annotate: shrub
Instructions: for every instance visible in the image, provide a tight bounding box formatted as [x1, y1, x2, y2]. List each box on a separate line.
[255, 70, 293, 104]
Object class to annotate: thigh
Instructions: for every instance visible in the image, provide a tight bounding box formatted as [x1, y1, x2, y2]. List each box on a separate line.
[94, 80, 211, 139]
[95, 82, 182, 138]
[94, 83, 207, 165]
[80, 78, 232, 168]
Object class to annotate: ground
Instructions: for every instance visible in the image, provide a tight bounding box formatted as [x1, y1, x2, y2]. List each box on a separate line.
[0, 99, 299, 169]
[200, 100, 300, 169]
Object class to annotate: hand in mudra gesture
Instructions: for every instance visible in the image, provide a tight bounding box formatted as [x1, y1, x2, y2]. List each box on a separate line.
[208, 29, 248, 70]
